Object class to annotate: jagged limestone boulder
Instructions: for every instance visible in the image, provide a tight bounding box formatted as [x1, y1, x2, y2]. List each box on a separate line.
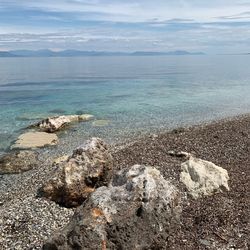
[0, 150, 38, 174]
[180, 157, 230, 199]
[11, 132, 58, 149]
[34, 114, 94, 133]
[38, 138, 113, 207]
[43, 165, 181, 250]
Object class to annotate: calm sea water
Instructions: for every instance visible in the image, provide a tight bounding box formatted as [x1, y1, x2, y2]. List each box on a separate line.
[0, 55, 250, 153]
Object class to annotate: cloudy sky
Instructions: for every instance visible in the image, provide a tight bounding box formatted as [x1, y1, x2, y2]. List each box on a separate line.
[0, 0, 250, 53]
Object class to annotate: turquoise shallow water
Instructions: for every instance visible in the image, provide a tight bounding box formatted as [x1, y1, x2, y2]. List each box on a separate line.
[0, 55, 250, 153]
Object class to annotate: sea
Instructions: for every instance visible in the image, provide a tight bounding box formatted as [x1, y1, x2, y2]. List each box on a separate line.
[0, 55, 250, 154]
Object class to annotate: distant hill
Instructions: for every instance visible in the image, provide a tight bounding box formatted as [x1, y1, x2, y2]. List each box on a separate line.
[0, 49, 205, 57]
[0, 51, 19, 57]
[131, 50, 205, 56]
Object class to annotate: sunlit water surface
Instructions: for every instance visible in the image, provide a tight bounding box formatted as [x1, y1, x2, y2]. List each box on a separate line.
[0, 55, 250, 154]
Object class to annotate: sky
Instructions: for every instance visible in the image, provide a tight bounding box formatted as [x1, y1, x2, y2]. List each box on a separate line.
[0, 0, 250, 53]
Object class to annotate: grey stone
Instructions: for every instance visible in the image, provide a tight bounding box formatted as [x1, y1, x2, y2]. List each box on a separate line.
[43, 165, 181, 249]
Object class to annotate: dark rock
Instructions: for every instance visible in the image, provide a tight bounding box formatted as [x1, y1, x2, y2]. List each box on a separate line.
[172, 127, 185, 134]
[38, 138, 113, 208]
[167, 150, 191, 159]
[43, 165, 181, 249]
[0, 150, 39, 174]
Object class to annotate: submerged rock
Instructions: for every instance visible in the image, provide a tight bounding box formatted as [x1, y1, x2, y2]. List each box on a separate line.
[92, 119, 110, 127]
[11, 132, 58, 149]
[38, 137, 113, 208]
[43, 165, 181, 250]
[180, 157, 230, 199]
[0, 150, 38, 174]
[33, 114, 94, 133]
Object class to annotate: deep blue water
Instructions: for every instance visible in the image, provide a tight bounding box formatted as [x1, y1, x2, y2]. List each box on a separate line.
[0, 55, 250, 153]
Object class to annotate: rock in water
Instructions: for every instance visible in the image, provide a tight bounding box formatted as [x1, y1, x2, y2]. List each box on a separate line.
[0, 150, 38, 174]
[92, 119, 110, 127]
[11, 132, 58, 149]
[180, 157, 230, 199]
[43, 165, 181, 250]
[34, 114, 94, 133]
[38, 137, 113, 207]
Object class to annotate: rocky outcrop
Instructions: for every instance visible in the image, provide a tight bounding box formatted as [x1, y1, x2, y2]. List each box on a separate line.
[0, 150, 38, 174]
[180, 157, 230, 199]
[43, 164, 181, 250]
[34, 114, 94, 133]
[11, 132, 58, 149]
[38, 138, 113, 208]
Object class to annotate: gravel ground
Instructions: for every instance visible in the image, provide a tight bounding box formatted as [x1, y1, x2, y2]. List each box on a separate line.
[0, 114, 249, 249]
[0, 150, 74, 250]
[113, 114, 250, 250]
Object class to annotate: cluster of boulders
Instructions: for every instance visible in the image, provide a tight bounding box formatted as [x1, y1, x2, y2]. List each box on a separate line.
[0, 129, 231, 248]
[34, 137, 230, 249]
[43, 164, 182, 250]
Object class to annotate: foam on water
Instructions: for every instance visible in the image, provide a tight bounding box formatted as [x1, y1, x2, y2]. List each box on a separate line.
[0, 55, 250, 153]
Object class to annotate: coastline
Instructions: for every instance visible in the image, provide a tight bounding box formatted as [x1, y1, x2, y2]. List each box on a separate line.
[0, 113, 249, 249]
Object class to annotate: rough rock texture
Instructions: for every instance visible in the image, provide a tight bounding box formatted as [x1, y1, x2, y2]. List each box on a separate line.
[38, 137, 113, 207]
[53, 155, 69, 165]
[180, 157, 230, 199]
[43, 164, 181, 250]
[11, 132, 58, 149]
[35, 114, 94, 133]
[0, 150, 38, 174]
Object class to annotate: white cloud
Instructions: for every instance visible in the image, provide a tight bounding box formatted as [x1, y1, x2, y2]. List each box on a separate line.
[0, 0, 250, 52]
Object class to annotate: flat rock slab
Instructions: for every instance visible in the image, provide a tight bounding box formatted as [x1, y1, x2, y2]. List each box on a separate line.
[0, 150, 38, 174]
[11, 132, 58, 149]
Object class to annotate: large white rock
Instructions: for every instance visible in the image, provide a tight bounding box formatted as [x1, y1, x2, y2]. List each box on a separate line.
[11, 132, 58, 149]
[180, 157, 229, 199]
[35, 114, 94, 132]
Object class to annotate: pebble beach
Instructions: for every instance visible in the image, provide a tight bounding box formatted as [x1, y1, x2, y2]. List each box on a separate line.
[0, 114, 249, 249]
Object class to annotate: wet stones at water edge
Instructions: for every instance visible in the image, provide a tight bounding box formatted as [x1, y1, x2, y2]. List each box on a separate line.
[32, 114, 94, 133]
[0, 150, 38, 174]
[43, 165, 181, 250]
[38, 137, 113, 208]
[180, 156, 230, 199]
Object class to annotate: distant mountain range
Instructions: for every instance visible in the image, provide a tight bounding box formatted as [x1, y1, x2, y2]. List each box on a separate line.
[0, 49, 205, 57]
